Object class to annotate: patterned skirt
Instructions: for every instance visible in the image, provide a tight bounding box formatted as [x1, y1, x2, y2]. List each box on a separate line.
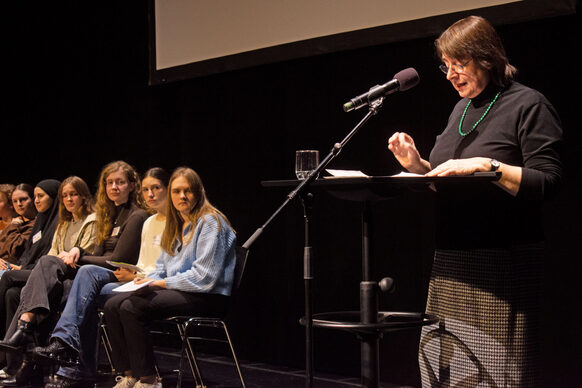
[418, 244, 543, 387]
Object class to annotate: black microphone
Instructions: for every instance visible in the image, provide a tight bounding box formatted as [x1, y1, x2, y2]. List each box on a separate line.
[342, 67, 420, 112]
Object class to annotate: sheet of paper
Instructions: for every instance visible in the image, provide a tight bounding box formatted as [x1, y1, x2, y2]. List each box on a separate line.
[325, 169, 369, 177]
[112, 279, 154, 292]
[391, 171, 424, 177]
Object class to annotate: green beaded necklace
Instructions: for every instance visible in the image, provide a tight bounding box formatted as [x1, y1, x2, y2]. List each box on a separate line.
[458, 91, 501, 137]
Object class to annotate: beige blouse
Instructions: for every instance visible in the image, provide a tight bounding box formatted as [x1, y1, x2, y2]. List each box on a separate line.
[48, 213, 97, 256]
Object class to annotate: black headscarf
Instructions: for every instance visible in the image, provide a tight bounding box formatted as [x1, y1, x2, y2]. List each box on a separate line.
[18, 179, 61, 269]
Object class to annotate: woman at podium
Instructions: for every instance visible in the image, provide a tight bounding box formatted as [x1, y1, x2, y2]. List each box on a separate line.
[387, 16, 562, 388]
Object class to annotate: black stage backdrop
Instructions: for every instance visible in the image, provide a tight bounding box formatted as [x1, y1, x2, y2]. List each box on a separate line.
[1, 3, 579, 386]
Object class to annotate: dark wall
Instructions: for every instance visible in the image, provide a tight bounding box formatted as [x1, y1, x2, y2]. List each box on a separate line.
[1, 3, 579, 386]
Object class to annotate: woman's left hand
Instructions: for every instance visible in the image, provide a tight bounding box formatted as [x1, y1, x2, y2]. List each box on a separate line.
[58, 247, 81, 268]
[135, 277, 166, 289]
[426, 157, 490, 177]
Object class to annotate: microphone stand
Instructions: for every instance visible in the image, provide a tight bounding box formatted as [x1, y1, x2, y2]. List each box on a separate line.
[243, 98, 384, 388]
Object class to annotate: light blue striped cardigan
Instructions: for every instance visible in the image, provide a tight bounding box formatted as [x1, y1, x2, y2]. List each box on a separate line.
[147, 214, 236, 296]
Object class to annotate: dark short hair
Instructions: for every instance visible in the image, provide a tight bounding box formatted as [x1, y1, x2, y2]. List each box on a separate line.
[435, 16, 517, 87]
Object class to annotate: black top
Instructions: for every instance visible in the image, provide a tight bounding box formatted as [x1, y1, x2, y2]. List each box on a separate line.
[78, 201, 148, 268]
[19, 179, 61, 269]
[429, 81, 562, 249]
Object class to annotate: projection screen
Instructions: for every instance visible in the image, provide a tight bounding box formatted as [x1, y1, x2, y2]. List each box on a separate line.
[149, 0, 575, 84]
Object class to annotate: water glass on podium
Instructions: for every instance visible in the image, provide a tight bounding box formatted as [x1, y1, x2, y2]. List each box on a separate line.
[295, 150, 319, 179]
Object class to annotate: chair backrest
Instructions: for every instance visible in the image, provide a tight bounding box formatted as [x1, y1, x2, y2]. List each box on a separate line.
[231, 246, 249, 297]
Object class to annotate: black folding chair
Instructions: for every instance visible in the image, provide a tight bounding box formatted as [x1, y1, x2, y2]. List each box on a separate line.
[164, 246, 248, 388]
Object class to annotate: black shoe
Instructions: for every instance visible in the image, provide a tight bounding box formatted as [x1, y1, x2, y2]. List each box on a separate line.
[44, 375, 93, 388]
[0, 320, 35, 351]
[33, 338, 72, 358]
[33, 339, 79, 367]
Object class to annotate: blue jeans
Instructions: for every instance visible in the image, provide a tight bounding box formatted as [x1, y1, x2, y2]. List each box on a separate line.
[53, 265, 118, 380]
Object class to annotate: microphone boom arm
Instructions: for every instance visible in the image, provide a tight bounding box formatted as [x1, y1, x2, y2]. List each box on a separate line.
[242, 97, 384, 249]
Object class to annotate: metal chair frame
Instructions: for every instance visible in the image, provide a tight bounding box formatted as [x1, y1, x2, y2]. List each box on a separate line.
[166, 246, 248, 388]
[97, 246, 248, 387]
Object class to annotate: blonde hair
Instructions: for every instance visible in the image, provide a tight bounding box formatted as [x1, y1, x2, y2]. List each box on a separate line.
[95, 161, 141, 244]
[161, 167, 231, 254]
[435, 16, 517, 87]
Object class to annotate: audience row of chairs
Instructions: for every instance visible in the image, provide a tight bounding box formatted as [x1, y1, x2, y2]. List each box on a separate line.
[95, 246, 248, 388]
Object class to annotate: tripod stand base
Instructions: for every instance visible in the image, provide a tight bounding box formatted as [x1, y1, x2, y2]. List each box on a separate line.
[300, 311, 438, 388]
[301, 311, 438, 334]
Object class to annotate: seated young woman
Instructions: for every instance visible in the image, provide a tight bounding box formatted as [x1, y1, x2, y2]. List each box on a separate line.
[0, 184, 38, 265]
[33, 168, 170, 386]
[0, 161, 148, 384]
[104, 167, 237, 388]
[0, 177, 95, 382]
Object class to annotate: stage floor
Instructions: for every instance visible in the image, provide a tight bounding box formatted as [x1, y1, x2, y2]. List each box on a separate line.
[0, 349, 411, 388]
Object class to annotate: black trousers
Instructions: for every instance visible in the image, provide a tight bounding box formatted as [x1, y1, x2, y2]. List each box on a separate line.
[2, 256, 76, 372]
[0, 270, 32, 339]
[0, 270, 31, 367]
[103, 289, 227, 378]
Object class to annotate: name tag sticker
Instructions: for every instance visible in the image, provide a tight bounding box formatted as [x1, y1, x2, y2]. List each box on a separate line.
[153, 235, 161, 246]
[111, 226, 121, 237]
[32, 231, 42, 244]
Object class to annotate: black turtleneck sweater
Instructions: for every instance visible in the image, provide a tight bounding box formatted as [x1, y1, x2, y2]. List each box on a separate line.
[78, 201, 148, 268]
[429, 81, 563, 249]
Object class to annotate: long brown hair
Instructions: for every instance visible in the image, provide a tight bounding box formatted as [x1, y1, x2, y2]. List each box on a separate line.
[435, 16, 517, 87]
[161, 167, 231, 255]
[95, 161, 141, 244]
[57, 176, 94, 228]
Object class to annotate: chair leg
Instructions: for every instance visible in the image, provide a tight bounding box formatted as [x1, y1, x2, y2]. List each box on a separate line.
[167, 318, 245, 388]
[178, 321, 204, 388]
[98, 313, 115, 374]
[221, 322, 246, 388]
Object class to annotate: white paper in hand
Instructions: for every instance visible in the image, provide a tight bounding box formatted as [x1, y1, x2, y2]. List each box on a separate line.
[112, 279, 154, 292]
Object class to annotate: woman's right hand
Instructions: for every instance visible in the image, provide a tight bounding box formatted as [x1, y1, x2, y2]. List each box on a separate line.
[0, 259, 9, 270]
[114, 268, 136, 282]
[387, 132, 430, 174]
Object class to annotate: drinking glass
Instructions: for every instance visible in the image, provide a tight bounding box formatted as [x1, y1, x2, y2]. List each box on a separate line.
[295, 150, 319, 179]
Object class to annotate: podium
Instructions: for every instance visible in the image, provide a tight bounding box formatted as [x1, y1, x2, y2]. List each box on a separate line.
[262, 173, 500, 388]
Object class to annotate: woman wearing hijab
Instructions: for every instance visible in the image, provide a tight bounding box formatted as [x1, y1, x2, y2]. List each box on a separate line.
[387, 16, 562, 387]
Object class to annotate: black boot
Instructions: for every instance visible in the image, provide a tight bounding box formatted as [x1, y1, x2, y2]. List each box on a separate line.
[0, 320, 35, 351]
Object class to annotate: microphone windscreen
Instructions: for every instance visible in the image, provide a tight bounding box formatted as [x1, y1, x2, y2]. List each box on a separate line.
[394, 68, 420, 91]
